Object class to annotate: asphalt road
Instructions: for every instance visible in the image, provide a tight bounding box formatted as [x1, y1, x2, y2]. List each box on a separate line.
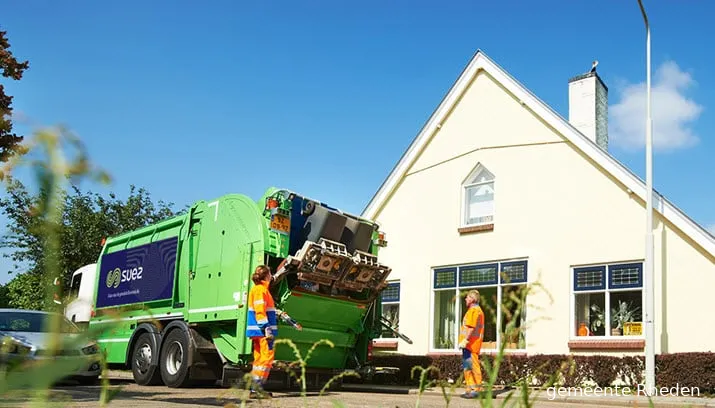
[2, 376, 713, 408]
[0, 379, 587, 408]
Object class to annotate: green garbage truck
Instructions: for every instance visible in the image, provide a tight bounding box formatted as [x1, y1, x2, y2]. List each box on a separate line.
[87, 187, 407, 388]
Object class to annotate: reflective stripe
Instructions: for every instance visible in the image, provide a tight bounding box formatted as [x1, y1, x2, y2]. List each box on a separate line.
[97, 338, 130, 343]
[247, 325, 278, 332]
[246, 282, 278, 338]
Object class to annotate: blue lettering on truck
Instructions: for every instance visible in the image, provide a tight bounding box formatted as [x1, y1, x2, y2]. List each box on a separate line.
[96, 236, 178, 308]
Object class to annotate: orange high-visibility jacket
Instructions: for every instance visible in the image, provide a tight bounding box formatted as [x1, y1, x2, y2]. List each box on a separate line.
[459, 304, 485, 353]
[246, 280, 278, 338]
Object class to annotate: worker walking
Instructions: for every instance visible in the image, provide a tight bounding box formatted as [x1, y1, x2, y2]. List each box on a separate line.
[246, 265, 278, 398]
[458, 289, 484, 399]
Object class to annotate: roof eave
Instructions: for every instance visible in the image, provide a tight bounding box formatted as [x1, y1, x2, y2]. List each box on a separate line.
[361, 50, 715, 257]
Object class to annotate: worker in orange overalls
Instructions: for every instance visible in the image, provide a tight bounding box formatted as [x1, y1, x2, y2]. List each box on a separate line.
[458, 289, 484, 399]
[246, 265, 278, 398]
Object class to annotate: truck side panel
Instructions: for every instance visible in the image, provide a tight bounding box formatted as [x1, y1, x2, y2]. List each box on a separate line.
[91, 214, 189, 364]
[96, 236, 178, 308]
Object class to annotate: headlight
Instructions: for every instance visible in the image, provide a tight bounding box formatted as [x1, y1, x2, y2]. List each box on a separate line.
[1, 338, 31, 355]
[81, 344, 99, 355]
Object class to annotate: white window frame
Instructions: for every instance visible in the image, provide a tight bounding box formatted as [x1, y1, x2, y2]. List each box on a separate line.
[460, 163, 495, 228]
[569, 261, 645, 340]
[428, 259, 528, 353]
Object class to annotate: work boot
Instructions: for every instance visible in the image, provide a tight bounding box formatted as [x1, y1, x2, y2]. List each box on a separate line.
[249, 388, 273, 399]
[460, 390, 479, 399]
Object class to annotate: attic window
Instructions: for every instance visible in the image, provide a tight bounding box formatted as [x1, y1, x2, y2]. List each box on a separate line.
[462, 164, 494, 227]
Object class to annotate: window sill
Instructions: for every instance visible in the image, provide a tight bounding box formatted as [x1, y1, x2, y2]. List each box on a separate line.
[372, 339, 399, 350]
[427, 349, 527, 357]
[568, 338, 645, 350]
[458, 224, 494, 234]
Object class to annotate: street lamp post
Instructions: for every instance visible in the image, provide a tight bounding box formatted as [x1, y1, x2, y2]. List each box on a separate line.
[637, 0, 655, 395]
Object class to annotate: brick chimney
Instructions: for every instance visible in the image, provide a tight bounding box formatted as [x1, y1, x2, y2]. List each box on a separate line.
[568, 63, 608, 151]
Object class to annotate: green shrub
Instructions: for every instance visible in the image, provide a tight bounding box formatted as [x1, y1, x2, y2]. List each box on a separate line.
[656, 353, 715, 394]
[370, 351, 714, 393]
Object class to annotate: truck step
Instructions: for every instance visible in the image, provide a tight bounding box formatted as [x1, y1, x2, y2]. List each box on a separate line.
[220, 364, 249, 388]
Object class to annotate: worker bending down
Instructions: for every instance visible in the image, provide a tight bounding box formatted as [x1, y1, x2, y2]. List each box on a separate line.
[458, 289, 484, 399]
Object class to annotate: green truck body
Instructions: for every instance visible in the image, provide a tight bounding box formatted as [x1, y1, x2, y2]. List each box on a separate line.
[88, 187, 397, 387]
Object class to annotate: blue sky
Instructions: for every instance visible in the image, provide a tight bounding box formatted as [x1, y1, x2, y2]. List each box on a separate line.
[1, 0, 714, 284]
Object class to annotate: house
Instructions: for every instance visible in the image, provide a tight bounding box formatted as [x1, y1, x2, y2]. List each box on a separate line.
[363, 50, 715, 357]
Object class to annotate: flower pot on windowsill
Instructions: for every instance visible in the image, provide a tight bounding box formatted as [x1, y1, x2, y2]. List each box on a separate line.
[611, 328, 622, 336]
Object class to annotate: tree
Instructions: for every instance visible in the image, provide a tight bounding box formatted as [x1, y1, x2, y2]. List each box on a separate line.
[5, 272, 43, 310]
[0, 178, 179, 309]
[0, 283, 8, 308]
[0, 29, 30, 162]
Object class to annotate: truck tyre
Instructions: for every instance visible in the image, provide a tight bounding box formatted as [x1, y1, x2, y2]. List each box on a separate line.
[159, 328, 193, 388]
[131, 332, 163, 386]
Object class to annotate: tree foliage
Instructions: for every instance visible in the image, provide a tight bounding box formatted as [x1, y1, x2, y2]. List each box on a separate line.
[0, 282, 8, 307]
[0, 178, 179, 309]
[0, 29, 30, 162]
[4, 271, 43, 310]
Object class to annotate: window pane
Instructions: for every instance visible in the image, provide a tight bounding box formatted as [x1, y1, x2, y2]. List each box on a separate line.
[468, 167, 494, 184]
[501, 261, 527, 284]
[69, 274, 82, 299]
[574, 266, 605, 291]
[574, 292, 606, 336]
[464, 184, 494, 225]
[459, 264, 497, 286]
[380, 304, 400, 338]
[381, 282, 400, 303]
[432, 290, 456, 349]
[458, 287, 497, 349]
[609, 264, 642, 289]
[610, 290, 642, 336]
[434, 268, 456, 289]
[501, 285, 527, 349]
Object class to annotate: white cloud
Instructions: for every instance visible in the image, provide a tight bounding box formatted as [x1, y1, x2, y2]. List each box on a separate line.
[609, 61, 704, 151]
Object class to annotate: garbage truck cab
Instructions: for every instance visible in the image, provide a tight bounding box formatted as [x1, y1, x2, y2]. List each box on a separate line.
[88, 187, 408, 388]
[63, 263, 98, 330]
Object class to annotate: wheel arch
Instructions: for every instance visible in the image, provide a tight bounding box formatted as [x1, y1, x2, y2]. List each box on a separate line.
[126, 323, 162, 368]
[161, 320, 197, 364]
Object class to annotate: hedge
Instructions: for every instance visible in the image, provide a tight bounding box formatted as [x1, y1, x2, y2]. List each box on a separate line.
[370, 352, 715, 394]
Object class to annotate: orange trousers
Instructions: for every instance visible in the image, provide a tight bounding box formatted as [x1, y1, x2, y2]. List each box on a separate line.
[251, 337, 275, 387]
[462, 348, 482, 392]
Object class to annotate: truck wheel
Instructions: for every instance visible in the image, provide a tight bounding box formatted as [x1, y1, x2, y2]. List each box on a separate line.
[131, 332, 163, 385]
[159, 329, 193, 388]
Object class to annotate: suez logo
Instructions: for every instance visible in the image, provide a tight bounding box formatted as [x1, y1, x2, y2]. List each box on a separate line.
[105, 267, 144, 288]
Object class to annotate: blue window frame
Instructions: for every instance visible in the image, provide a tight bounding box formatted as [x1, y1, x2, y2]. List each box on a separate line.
[381, 281, 400, 303]
[459, 263, 498, 286]
[431, 259, 529, 352]
[608, 263, 643, 289]
[573, 266, 607, 291]
[571, 261, 644, 338]
[379, 280, 400, 339]
[573, 263, 643, 292]
[434, 267, 457, 289]
[501, 260, 528, 284]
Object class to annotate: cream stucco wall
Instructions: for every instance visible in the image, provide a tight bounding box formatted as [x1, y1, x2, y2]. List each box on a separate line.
[372, 70, 715, 357]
